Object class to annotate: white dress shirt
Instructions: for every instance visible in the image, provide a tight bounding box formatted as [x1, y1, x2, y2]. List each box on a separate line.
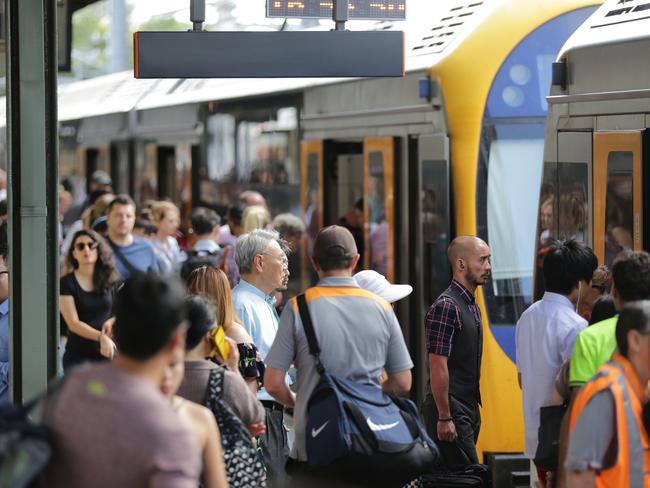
[515, 292, 587, 458]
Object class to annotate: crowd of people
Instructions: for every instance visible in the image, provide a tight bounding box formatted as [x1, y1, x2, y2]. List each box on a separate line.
[1, 168, 648, 488]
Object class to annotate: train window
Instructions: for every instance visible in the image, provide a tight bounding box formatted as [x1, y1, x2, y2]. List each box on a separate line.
[367, 151, 389, 277]
[481, 122, 545, 325]
[533, 161, 590, 299]
[201, 107, 301, 218]
[422, 159, 451, 305]
[604, 151, 634, 267]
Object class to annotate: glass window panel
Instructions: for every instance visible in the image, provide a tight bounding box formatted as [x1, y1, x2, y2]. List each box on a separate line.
[200, 106, 300, 219]
[367, 151, 389, 277]
[557, 162, 589, 243]
[422, 159, 450, 305]
[604, 151, 633, 267]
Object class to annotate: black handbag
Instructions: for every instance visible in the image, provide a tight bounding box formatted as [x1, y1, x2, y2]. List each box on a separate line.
[533, 404, 568, 471]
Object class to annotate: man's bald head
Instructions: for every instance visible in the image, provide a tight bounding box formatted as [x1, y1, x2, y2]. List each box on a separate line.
[447, 236, 491, 290]
[447, 236, 487, 266]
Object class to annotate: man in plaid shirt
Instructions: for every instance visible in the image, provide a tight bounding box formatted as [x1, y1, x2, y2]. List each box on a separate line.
[421, 236, 491, 466]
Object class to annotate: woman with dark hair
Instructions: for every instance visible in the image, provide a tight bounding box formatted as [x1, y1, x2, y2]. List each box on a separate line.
[60, 229, 119, 372]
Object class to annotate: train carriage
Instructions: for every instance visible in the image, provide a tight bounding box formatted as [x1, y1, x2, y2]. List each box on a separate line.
[538, 0, 650, 315]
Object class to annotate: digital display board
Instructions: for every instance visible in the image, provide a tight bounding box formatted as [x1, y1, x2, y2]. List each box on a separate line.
[266, 0, 406, 20]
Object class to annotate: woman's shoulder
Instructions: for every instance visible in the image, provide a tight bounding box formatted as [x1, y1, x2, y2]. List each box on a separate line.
[227, 322, 254, 344]
[59, 272, 78, 294]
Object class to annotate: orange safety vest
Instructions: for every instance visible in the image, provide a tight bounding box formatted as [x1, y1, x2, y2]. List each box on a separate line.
[569, 353, 650, 487]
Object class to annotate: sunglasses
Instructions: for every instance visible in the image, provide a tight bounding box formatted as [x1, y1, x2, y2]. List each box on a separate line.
[74, 241, 98, 251]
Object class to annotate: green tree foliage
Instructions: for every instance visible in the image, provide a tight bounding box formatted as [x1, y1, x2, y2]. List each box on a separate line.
[68, 0, 111, 79]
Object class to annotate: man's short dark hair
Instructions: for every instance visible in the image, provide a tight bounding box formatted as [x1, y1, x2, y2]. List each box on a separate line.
[191, 207, 221, 235]
[113, 273, 186, 360]
[612, 251, 650, 303]
[185, 295, 216, 350]
[616, 301, 650, 356]
[543, 239, 598, 295]
[107, 194, 136, 213]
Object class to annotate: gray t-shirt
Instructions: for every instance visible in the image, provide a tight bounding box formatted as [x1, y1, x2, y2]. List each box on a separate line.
[44, 364, 201, 488]
[566, 388, 616, 471]
[265, 276, 414, 461]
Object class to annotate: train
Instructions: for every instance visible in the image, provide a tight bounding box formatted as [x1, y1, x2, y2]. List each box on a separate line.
[0, 0, 602, 456]
[539, 0, 650, 280]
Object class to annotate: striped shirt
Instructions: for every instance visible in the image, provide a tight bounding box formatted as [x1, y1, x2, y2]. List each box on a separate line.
[425, 280, 481, 356]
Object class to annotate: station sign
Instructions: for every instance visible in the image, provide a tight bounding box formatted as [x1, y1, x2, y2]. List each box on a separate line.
[266, 0, 406, 20]
[133, 30, 404, 78]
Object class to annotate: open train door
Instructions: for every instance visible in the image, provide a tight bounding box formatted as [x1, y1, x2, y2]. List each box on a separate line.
[300, 140, 324, 289]
[363, 137, 396, 283]
[593, 131, 644, 268]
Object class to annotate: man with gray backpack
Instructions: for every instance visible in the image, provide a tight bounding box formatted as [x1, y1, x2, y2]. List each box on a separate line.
[264, 225, 436, 487]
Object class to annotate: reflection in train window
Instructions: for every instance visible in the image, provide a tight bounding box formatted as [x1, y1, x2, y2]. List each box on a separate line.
[533, 161, 590, 300]
[367, 151, 389, 277]
[604, 151, 633, 267]
[422, 160, 450, 305]
[200, 106, 301, 218]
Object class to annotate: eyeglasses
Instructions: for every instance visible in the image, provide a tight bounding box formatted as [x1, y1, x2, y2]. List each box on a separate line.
[260, 252, 288, 267]
[74, 241, 98, 251]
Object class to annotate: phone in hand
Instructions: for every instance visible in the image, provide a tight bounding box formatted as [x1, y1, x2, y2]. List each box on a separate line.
[211, 326, 230, 361]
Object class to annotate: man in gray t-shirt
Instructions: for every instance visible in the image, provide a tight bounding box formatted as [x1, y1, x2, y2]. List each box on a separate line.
[264, 226, 413, 481]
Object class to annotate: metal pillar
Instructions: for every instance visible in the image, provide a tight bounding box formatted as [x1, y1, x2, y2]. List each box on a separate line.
[6, 0, 59, 403]
[111, 0, 128, 72]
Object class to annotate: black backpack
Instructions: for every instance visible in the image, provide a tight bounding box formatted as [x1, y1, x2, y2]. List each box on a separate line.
[180, 249, 225, 281]
[204, 367, 266, 487]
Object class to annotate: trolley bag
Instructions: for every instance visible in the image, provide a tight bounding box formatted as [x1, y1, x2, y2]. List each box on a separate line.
[297, 294, 439, 486]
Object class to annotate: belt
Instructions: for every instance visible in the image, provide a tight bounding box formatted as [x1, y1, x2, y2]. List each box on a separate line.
[261, 400, 284, 412]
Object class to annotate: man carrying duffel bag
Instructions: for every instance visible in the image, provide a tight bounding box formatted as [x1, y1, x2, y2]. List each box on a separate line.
[264, 225, 439, 487]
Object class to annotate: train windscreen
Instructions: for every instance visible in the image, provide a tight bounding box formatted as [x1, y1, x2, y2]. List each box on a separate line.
[476, 6, 596, 363]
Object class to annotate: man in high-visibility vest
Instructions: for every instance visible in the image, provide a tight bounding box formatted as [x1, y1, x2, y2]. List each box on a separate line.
[566, 301, 650, 487]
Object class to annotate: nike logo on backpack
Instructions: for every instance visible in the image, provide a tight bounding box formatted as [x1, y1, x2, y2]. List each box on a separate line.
[311, 420, 329, 438]
[367, 418, 400, 432]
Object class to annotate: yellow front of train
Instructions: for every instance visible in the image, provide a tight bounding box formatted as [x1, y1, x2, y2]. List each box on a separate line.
[427, 0, 600, 455]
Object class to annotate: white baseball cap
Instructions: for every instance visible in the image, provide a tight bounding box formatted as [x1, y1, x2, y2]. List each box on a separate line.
[354, 270, 413, 303]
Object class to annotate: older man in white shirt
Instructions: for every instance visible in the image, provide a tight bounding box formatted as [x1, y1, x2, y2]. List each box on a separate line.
[515, 239, 597, 487]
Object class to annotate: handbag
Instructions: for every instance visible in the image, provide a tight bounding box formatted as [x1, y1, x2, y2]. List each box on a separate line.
[533, 404, 567, 471]
[296, 293, 439, 486]
[204, 367, 266, 487]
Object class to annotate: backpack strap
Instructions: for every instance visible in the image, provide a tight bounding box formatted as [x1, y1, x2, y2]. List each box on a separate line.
[297, 293, 325, 375]
[107, 238, 141, 277]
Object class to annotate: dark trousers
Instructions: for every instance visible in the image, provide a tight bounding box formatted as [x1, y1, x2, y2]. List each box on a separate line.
[421, 393, 481, 466]
[260, 404, 289, 488]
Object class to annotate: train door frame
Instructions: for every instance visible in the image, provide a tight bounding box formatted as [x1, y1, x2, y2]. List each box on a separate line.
[592, 130, 644, 266]
[410, 132, 451, 402]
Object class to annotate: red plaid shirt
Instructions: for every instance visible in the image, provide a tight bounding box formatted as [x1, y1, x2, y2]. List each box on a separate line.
[425, 280, 481, 356]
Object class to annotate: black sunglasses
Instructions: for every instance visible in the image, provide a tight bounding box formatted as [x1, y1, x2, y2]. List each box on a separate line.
[74, 241, 98, 251]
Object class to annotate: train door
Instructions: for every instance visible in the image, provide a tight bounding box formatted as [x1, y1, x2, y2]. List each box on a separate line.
[593, 131, 644, 267]
[412, 133, 451, 400]
[363, 137, 397, 282]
